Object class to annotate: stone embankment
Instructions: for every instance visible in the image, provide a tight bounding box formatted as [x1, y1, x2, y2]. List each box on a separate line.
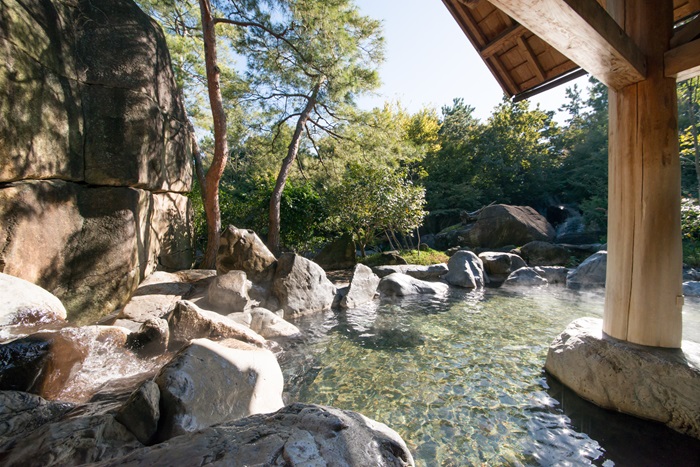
[0, 226, 415, 466]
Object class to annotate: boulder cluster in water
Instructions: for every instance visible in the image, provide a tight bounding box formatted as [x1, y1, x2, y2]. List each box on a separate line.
[0, 226, 415, 466]
[0, 221, 616, 465]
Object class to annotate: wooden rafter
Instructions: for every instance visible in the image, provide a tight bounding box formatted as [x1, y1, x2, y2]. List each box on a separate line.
[487, 55, 519, 95]
[480, 23, 524, 57]
[517, 36, 546, 81]
[671, 14, 700, 47]
[448, 1, 487, 47]
[665, 37, 700, 81]
[442, 0, 520, 96]
[487, 0, 647, 90]
[675, 0, 700, 21]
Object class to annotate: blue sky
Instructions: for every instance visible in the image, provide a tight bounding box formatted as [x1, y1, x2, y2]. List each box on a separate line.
[354, 0, 588, 122]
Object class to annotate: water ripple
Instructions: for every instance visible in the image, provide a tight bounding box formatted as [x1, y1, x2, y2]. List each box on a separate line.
[284, 287, 700, 466]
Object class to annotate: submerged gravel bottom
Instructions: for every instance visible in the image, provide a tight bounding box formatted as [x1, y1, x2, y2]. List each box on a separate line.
[282, 287, 700, 466]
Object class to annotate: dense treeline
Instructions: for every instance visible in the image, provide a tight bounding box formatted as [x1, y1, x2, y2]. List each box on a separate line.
[198, 78, 611, 255]
[136, 0, 700, 262]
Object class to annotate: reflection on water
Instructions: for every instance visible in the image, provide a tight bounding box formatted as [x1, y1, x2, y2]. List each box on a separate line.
[282, 287, 700, 466]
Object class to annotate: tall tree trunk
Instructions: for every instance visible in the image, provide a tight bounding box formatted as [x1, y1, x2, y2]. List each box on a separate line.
[199, 0, 229, 268]
[267, 81, 322, 254]
[686, 79, 700, 200]
[384, 230, 395, 251]
[415, 227, 421, 254]
[390, 229, 402, 252]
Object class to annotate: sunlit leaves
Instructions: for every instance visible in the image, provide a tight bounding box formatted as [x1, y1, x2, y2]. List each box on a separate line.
[216, 0, 384, 135]
[328, 163, 426, 255]
[423, 96, 562, 212]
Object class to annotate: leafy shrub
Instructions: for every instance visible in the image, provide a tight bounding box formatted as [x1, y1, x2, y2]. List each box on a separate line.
[359, 248, 448, 267]
[683, 240, 700, 268]
[400, 248, 449, 265]
[680, 198, 700, 267]
[681, 197, 700, 240]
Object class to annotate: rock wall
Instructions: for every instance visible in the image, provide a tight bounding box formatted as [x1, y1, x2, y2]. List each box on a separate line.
[0, 0, 194, 323]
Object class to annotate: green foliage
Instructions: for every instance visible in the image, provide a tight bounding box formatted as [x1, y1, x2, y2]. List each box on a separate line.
[318, 104, 437, 181]
[556, 78, 609, 223]
[683, 240, 700, 268]
[224, 0, 384, 134]
[422, 99, 482, 211]
[205, 102, 438, 253]
[400, 248, 449, 266]
[278, 181, 330, 252]
[423, 97, 561, 212]
[679, 77, 700, 199]
[474, 97, 561, 206]
[135, 0, 248, 132]
[217, 175, 329, 253]
[359, 248, 448, 267]
[680, 198, 700, 267]
[579, 195, 607, 235]
[189, 173, 207, 254]
[681, 197, 700, 240]
[328, 163, 426, 256]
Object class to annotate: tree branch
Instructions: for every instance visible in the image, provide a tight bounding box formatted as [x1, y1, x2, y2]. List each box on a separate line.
[304, 123, 331, 176]
[271, 112, 303, 147]
[308, 118, 344, 140]
[212, 16, 309, 65]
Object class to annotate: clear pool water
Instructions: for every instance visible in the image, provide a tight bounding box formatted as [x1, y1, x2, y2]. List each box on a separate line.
[281, 287, 700, 466]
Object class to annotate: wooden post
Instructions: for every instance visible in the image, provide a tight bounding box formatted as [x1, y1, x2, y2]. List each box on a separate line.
[604, 0, 683, 347]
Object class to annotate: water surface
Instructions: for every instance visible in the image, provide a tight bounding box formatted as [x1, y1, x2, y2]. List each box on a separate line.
[282, 287, 700, 466]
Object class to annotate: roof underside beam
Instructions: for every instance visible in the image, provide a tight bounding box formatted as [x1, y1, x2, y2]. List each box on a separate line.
[487, 0, 647, 90]
[665, 37, 700, 81]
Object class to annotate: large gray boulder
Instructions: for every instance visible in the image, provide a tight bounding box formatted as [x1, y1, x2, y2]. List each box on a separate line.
[0, 391, 74, 441]
[125, 318, 170, 357]
[115, 381, 161, 445]
[0, 0, 194, 323]
[206, 271, 252, 313]
[272, 253, 336, 318]
[443, 250, 486, 288]
[517, 241, 570, 266]
[117, 271, 193, 323]
[167, 300, 266, 348]
[378, 272, 449, 297]
[341, 264, 380, 308]
[567, 251, 607, 290]
[536, 266, 569, 285]
[0, 396, 143, 466]
[372, 263, 448, 281]
[546, 318, 700, 439]
[464, 204, 555, 248]
[227, 307, 301, 339]
[0, 272, 66, 327]
[155, 338, 284, 441]
[97, 403, 415, 467]
[683, 281, 700, 297]
[216, 226, 277, 283]
[502, 267, 548, 287]
[478, 252, 527, 282]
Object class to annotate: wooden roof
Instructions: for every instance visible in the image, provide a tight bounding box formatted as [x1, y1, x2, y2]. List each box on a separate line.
[443, 0, 700, 100]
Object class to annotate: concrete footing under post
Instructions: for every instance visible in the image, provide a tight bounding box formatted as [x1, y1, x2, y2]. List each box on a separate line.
[545, 318, 700, 439]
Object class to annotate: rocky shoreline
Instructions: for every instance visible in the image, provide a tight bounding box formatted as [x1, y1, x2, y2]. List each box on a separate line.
[0, 224, 620, 465]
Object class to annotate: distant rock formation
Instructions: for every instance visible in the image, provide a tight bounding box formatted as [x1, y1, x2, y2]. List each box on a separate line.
[435, 204, 555, 250]
[0, 0, 194, 323]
